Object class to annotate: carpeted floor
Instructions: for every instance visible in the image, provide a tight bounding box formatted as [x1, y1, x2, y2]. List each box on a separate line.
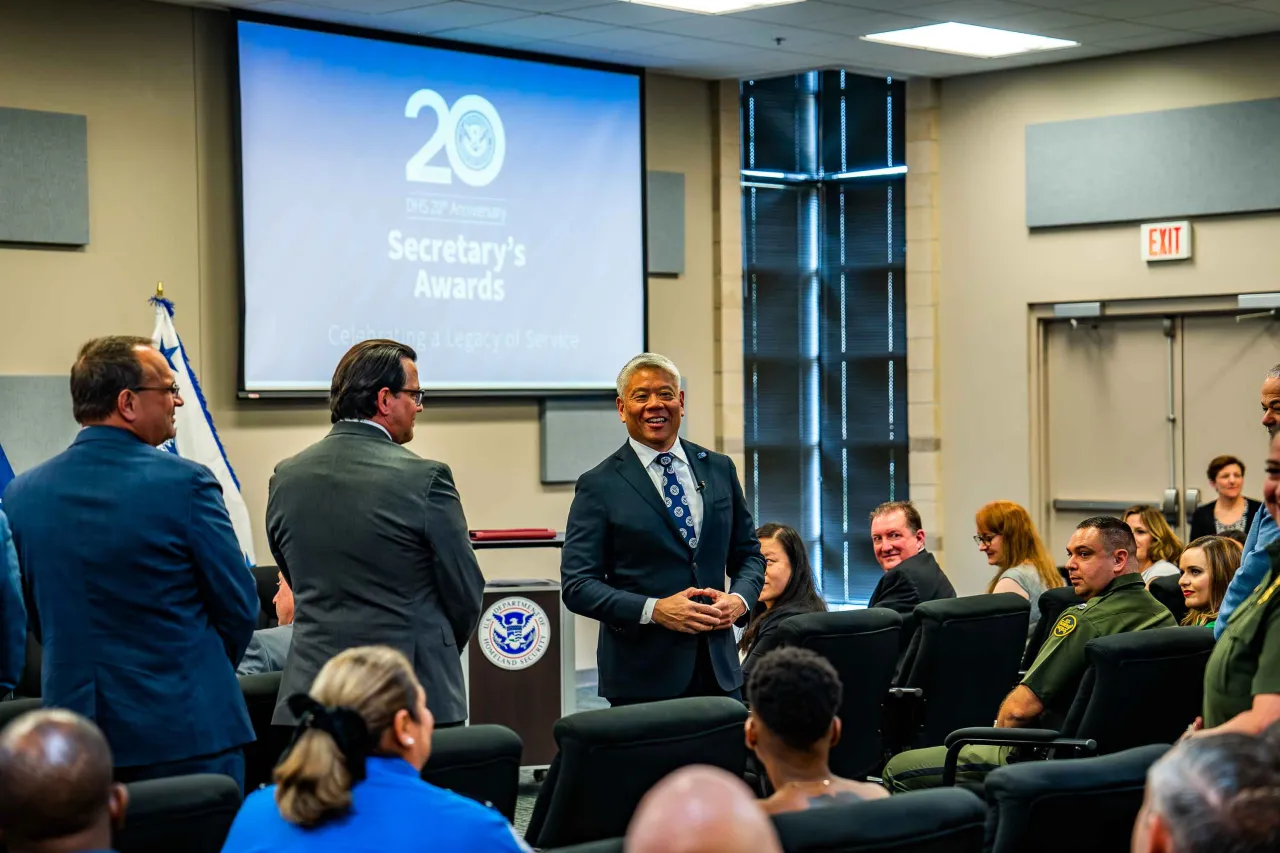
[512, 671, 609, 837]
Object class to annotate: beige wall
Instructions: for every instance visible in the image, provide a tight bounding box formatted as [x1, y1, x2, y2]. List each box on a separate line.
[0, 0, 729, 670]
[937, 33, 1280, 594]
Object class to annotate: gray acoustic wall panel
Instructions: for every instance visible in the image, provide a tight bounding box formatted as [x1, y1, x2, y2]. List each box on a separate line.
[0, 107, 89, 245]
[0, 377, 79, 476]
[541, 383, 689, 484]
[1026, 97, 1280, 228]
[646, 170, 685, 275]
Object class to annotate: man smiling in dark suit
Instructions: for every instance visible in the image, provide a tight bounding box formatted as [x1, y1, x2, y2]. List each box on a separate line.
[561, 353, 764, 706]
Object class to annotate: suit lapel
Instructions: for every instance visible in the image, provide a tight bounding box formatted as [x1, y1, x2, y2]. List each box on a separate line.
[614, 445, 686, 542]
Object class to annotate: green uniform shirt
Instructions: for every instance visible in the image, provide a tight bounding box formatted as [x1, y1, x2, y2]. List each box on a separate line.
[1203, 542, 1280, 728]
[1022, 573, 1176, 729]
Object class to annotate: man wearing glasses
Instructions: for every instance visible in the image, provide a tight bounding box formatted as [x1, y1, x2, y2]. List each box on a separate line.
[266, 339, 483, 729]
[2, 336, 258, 789]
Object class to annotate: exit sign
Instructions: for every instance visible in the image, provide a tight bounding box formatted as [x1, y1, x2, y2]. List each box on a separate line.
[1141, 221, 1192, 262]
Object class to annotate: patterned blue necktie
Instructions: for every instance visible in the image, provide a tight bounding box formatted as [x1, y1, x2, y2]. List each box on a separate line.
[656, 453, 697, 549]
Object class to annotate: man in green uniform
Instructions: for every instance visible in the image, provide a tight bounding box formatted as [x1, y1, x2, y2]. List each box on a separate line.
[882, 516, 1175, 792]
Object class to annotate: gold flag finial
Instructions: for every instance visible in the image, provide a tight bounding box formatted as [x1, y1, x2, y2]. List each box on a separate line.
[155, 281, 164, 298]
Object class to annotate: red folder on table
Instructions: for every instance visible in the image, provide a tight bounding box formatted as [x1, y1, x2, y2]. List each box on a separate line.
[469, 528, 559, 541]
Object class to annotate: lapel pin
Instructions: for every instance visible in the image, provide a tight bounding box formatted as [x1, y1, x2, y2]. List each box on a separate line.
[697, 451, 707, 459]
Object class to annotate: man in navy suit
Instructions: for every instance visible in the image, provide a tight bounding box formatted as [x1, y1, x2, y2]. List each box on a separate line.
[561, 353, 764, 705]
[2, 336, 257, 789]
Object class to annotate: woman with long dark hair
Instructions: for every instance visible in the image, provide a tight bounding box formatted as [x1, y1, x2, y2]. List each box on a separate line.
[738, 523, 826, 683]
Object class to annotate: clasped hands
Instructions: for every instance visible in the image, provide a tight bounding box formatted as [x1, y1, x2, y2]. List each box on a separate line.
[653, 587, 744, 634]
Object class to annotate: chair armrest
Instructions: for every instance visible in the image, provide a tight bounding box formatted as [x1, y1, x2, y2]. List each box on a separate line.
[940, 727, 1097, 786]
[882, 688, 926, 758]
[887, 687, 923, 699]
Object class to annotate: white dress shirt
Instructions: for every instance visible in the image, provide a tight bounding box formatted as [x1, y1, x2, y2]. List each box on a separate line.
[627, 437, 744, 625]
[340, 418, 392, 441]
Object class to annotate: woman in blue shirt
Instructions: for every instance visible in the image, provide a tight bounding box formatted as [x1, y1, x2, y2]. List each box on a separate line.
[220, 645, 528, 853]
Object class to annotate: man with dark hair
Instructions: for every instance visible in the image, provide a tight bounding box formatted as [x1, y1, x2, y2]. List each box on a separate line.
[883, 516, 1174, 791]
[0, 709, 128, 853]
[866, 500, 955, 651]
[1133, 734, 1280, 853]
[746, 647, 887, 814]
[1214, 364, 1280, 639]
[2, 337, 257, 788]
[267, 339, 484, 726]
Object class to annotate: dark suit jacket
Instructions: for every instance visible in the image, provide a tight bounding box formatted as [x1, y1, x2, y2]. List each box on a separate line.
[867, 549, 955, 652]
[267, 422, 484, 725]
[739, 600, 823, 685]
[560, 439, 764, 700]
[0, 510, 27, 694]
[1189, 499, 1263, 543]
[2, 426, 257, 766]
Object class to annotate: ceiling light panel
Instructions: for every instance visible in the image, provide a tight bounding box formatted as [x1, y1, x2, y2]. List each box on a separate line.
[861, 21, 1079, 58]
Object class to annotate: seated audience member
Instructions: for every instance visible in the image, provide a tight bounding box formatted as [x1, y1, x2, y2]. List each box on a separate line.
[1222, 528, 1249, 547]
[0, 507, 25, 697]
[1132, 734, 1280, 853]
[738, 523, 827, 682]
[220, 645, 527, 853]
[1188, 454, 1262, 542]
[1185, 431, 1280, 739]
[974, 500, 1065, 637]
[627, 765, 782, 853]
[0, 709, 128, 853]
[237, 572, 295, 677]
[867, 501, 955, 648]
[1178, 536, 1242, 628]
[1124, 505, 1184, 585]
[883, 517, 1175, 792]
[745, 647, 887, 815]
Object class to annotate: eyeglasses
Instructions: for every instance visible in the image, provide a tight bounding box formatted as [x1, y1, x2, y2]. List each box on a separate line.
[398, 388, 425, 405]
[973, 534, 997, 546]
[131, 384, 181, 397]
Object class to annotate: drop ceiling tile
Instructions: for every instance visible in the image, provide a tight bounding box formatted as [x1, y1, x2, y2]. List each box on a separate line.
[1091, 29, 1218, 50]
[555, 3, 695, 25]
[729, 0, 869, 26]
[1068, 0, 1208, 20]
[645, 36, 775, 59]
[1050, 19, 1174, 43]
[973, 9, 1111, 36]
[1135, 5, 1280, 32]
[792, 11, 943, 36]
[456, 13, 614, 39]
[554, 27, 689, 50]
[465, 0, 608, 11]
[425, 26, 538, 47]
[1190, 17, 1280, 37]
[269, 0, 442, 13]
[637, 17, 853, 50]
[904, 0, 1048, 25]
[1239, 0, 1280, 13]
[820, 0, 960, 10]
[378, 2, 535, 32]
[249, 1, 381, 25]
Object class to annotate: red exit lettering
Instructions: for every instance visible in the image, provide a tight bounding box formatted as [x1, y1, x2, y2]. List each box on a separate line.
[1148, 225, 1182, 257]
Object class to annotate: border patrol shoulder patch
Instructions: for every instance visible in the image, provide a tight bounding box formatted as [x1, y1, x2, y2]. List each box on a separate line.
[1053, 613, 1078, 638]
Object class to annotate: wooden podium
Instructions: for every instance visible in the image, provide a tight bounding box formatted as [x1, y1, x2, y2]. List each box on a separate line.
[465, 537, 575, 766]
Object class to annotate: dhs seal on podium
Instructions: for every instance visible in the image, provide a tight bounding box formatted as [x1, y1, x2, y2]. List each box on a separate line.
[480, 597, 551, 670]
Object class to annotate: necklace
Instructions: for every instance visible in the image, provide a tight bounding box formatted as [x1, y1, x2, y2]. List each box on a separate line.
[783, 778, 831, 790]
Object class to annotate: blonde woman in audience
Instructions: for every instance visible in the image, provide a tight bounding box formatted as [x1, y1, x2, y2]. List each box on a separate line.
[974, 500, 1064, 637]
[1178, 536, 1243, 628]
[1124, 505, 1184, 585]
[219, 646, 528, 853]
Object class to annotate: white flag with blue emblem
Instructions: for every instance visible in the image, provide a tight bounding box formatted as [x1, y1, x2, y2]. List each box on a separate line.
[151, 296, 257, 565]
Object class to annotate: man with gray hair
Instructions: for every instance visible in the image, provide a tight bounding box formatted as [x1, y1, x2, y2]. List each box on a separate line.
[1132, 734, 1280, 853]
[1214, 364, 1280, 639]
[561, 353, 764, 705]
[0, 709, 129, 853]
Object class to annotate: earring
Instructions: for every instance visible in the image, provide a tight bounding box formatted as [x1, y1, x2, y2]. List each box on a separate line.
[404, 737, 415, 745]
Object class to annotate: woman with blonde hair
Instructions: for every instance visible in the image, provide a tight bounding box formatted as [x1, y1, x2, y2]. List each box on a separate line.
[1178, 535, 1243, 628]
[220, 646, 527, 852]
[1123, 505, 1184, 585]
[974, 500, 1064, 637]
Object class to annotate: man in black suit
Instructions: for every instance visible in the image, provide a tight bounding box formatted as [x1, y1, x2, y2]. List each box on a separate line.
[867, 501, 955, 647]
[561, 353, 764, 705]
[266, 340, 484, 727]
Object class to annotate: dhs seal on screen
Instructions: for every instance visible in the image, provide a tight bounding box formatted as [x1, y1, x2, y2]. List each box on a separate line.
[480, 597, 551, 670]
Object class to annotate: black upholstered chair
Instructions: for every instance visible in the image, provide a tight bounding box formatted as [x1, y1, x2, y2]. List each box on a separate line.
[772, 608, 902, 778]
[114, 774, 242, 853]
[984, 744, 1169, 853]
[1148, 574, 1188, 625]
[890, 594, 1030, 751]
[771, 788, 986, 853]
[0, 697, 40, 731]
[250, 564, 280, 629]
[941, 626, 1212, 783]
[525, 696, 749, 849]
[542, 840, 625, 853]
[238, 671, 286, 792]
[421, 724, 523, 821]
[1021, 586, 1085, 670]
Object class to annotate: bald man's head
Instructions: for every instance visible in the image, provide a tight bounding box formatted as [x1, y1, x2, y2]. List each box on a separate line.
[0, 709, 127, 852]
[626, 765, 781, 853]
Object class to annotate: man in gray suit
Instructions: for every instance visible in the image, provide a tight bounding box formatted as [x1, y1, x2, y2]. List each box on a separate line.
[266, 339, 484, 726]
[237, 571, 294, 677]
